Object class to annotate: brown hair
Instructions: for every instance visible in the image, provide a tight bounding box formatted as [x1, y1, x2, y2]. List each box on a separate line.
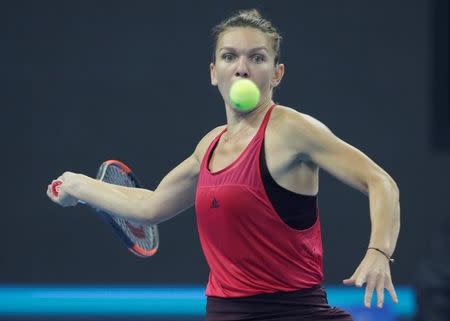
[211, 9, 282, 65]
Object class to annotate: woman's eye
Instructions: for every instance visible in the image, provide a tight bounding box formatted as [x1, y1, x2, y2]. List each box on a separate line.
[251, 55, 265, 63]
[222, 53, 235, 62]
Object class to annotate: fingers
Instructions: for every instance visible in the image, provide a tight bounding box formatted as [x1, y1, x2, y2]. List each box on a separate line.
[362, 273, 389, 308]
[364, 273, 376, 308]
[342, 274, 355, 285]
[386, 277, 399, 304]
[344, 269, 366, 287]
[365, 273, 398, 309]
[355, 274, 366, 288]
[46, 183, 52, 198]
[47, 176, 79, 207]
[346, 254, 398, 309]
[343, 274, 366, 288]
[376, 276, 385, 308]
[343, 276, 363, 287]
[343, 265, 362, 286]
[344, 271, 395, 309]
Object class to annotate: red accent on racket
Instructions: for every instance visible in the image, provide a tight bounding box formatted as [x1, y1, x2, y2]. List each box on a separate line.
[52, 161, 159, 258]
[91, 160, 159, 258]
[51, 180, 63, 197]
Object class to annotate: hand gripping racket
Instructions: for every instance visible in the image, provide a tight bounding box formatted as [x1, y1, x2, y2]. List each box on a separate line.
[51, 160, 159, 258]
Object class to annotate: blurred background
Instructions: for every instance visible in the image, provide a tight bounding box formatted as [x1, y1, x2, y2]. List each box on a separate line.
[2, 0, 448, 320]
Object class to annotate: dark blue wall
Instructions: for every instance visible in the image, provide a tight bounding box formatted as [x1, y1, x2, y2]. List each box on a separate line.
[3, 0, 448, 289]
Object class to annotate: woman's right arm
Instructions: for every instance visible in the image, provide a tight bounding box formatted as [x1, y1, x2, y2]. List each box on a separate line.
[47, 126, 224, 225]
[72, 154, 198, 225]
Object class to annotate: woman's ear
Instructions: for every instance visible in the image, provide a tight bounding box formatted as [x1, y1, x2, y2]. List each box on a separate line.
[210, 62, 218, 86]
[271, 63, 285, 87]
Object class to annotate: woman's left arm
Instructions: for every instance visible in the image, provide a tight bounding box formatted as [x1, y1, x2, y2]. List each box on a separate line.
[284, 110, 400, 308]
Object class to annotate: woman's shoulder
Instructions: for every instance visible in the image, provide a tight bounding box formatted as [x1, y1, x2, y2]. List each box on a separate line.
[269, 105, 333, 155]
[271, 105, 330, 135]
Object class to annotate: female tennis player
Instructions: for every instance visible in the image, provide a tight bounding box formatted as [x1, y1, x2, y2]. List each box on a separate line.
[47, 9, 400, 321]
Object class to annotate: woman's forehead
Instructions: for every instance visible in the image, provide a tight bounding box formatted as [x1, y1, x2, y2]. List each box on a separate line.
[217, 27, 272, 51]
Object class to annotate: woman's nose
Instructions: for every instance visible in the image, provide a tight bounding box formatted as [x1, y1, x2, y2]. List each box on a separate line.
[234, 57, 249, 78]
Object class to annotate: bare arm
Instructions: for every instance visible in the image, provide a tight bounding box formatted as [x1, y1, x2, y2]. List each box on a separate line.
[66, 154, 199, 225]
[298, 115, 400, 255]
[282, 108, 400, 308]
[48, 126, 224, 225]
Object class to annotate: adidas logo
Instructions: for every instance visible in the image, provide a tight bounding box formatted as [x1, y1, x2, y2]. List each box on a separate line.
[210, 197, 220, 208]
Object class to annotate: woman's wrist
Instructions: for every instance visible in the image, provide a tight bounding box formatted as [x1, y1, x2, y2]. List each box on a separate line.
[367, 247, 395, 263]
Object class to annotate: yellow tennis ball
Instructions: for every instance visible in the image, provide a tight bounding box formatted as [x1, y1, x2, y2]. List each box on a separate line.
[229, 79, 260, 112]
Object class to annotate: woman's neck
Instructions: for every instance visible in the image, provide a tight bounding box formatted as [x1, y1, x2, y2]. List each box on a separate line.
[223, 98, 274, 139]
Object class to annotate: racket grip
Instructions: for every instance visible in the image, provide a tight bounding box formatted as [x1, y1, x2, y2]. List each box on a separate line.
[51, 180, 63, 197]
[51, 180, 86, 205]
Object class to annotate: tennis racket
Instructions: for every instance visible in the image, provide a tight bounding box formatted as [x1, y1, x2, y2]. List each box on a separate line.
[51, 160, 159, 258]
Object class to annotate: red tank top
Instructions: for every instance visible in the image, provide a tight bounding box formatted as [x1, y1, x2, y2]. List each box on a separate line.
[195, 105, 324, 298]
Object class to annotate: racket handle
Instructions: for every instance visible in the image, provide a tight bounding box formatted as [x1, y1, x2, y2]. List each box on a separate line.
[51, 180, 86, 205]
[51, 180, 63, 197]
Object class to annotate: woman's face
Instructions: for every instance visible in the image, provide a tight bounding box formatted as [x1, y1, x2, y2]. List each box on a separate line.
[210, 27, 284, 110]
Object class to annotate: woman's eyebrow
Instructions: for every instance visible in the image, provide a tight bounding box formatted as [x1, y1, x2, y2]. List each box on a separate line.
[219, 46, 269, 53]
[249, 46, 269, 53]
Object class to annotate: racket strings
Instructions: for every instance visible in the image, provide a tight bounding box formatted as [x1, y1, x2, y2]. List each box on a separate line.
[103, 165, 157, 251]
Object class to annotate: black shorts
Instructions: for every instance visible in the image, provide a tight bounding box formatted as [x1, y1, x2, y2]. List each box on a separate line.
[205, 285, 353, 321]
